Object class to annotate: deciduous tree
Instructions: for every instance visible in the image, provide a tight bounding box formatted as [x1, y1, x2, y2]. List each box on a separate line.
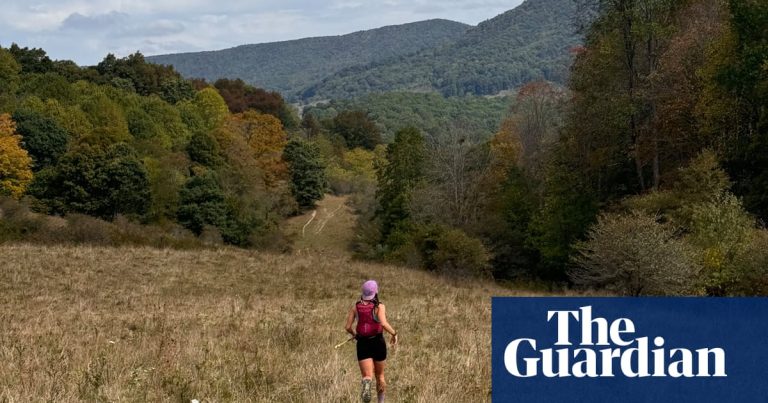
[0, 114, 33, 198]
[332, 110, 382, 150]
[12, 109, 69, 169]
[226, 111, 288, 186]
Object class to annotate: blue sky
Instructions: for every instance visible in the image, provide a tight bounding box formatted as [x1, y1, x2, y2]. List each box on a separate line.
[0, 0, 524, 66]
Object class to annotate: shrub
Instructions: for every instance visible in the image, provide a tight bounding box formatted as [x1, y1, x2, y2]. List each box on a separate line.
[432, 228, 491, 278]
[688, 193, 755, 295]
[623, 150, 732, 227]
[385, 224, 490, 278]
[0, 197, 45, 242]
[1, 197, 202, 248]
[732, 230, 768, 296]
[571, 211, 702, 296]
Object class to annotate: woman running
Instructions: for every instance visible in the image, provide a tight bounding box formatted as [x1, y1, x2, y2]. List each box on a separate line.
[345, 280, 398, 403]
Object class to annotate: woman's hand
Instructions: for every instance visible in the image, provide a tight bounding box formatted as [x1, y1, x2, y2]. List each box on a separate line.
[390, 333, 398, 346]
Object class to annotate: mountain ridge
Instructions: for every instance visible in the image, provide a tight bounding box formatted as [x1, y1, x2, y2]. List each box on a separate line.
[147, 19, 471, 98]
[149, 0, 582, 102]
[302, 0, 580, 101]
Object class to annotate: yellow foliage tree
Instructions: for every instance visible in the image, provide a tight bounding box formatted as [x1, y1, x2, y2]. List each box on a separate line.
[0, 114, 33, 198]
[226, 110, 288, 186]
[195, 88, 230, 131]
[488, 118, 523, 184]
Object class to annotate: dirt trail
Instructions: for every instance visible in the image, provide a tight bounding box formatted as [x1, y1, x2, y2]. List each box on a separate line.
[283, 194, 357, 256]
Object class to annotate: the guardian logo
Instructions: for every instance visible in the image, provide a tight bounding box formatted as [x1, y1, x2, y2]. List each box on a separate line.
[504, 306, 727, 378]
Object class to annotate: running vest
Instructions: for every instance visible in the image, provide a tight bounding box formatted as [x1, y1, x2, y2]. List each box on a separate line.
[356, 301, 382, 337]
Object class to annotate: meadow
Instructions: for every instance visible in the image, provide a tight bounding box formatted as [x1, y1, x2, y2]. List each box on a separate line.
[0, 243, 525, 402]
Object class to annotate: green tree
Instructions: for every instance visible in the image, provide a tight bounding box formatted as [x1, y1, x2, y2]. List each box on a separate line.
[0, 48, 21, 111]
[187, 131, 223, 167]
[482, 167, 540, 278]
[29, 143, 150, 219]
[18, 97, 93, 139]
[12, 109, 69, 169]
[714, 0, 768, 220]
[529, 146, 599, 280]
[79, 90, 131, 144]
[177, 173, 229, 235]
[332, 110, 382, 150]
[375, 127, 426, 243]
[8, 44, 54, 74]
[160, 78, 195, 104]
[143, 154, 188, 222]
[95, 52, 193, 101]
[17, 72, 77, 103]
[283, 139, 327, 208]
[192, 88, 230, 131]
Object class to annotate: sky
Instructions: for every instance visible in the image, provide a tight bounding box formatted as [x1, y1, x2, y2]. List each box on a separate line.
[0, 0, 525, 66]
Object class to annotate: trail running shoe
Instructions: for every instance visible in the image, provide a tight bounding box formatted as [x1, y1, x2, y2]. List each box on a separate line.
[361, 379, 372, 403]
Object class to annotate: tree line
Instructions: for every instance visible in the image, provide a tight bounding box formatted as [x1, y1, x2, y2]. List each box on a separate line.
[0, 46, 327, 248]
[347, 0, 767, 296]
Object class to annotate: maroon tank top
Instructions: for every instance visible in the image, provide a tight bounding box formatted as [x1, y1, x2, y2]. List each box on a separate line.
[356, 301, 382, 337]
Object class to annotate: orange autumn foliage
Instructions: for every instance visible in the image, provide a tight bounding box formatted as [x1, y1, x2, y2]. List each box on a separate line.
[0, 114, 33, 198]
[226, 110, 288, 186]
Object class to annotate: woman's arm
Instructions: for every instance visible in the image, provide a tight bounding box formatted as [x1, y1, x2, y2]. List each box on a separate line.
[344, 305, 356, 337]
[377, 304, 398, 345]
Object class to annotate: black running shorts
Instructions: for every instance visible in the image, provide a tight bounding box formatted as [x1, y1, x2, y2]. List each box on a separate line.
[356, 333, 387, 361]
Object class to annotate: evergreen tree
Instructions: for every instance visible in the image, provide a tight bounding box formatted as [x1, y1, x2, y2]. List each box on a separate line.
[177, 173, 229, 235]
[283, 139, 327, 209]
[375, 127, 426, 243]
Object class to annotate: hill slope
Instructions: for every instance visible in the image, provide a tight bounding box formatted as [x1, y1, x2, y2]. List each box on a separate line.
[302, 0, 580, 101]
[147, 19, 470, 98]
[304, 92, 511, 141]
[0, 243, 527, 401]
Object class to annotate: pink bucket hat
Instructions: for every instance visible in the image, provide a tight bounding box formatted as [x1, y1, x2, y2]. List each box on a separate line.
[361, 280, 378, 301]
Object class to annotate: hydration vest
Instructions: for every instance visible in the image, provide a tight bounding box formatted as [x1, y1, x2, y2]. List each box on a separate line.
[356, 301, 382, 337]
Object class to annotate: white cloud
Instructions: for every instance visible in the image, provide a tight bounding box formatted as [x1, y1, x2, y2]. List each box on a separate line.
[0, 0, 524, 65]
[61, 11, 129, 31]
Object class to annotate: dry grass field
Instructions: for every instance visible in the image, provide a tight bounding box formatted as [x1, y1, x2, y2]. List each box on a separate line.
[0, 242, 529, 402]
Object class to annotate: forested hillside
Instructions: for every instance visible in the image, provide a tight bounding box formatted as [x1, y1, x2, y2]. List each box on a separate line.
[147, 19, 470, 100]
[0, 46, 327, 249]
[343, 0, 768, 297]
[304, 92, 510, 141]
[301, 0, 581, 101]
[148, 0, 582, 102]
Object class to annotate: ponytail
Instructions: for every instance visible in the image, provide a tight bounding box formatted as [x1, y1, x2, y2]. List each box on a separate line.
[372, 293, 380, 323]
[357, 293, 381, 323]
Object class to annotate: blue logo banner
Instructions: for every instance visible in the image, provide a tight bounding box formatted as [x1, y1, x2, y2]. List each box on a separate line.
[491, 297, 768, 403]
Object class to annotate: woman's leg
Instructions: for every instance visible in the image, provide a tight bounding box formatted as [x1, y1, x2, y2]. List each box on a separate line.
[358, 358, 374, 379]
[374, 360, 387, 402]
[359, 359, 374, 402]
